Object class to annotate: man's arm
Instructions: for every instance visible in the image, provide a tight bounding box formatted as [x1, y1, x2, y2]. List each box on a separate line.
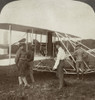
[72, 50, 77, 57]
[53, 59, 60, 70]
[52, 50, 61, 70]
[82, 50, 87, 58]
[15, 48, 21, 65]
[27, 51, 34, 62]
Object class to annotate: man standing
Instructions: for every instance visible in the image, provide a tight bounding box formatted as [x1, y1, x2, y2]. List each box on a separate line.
[15, 43, 30, 87]
[73, 44, 86, 79]
[53, 42, 66, 90]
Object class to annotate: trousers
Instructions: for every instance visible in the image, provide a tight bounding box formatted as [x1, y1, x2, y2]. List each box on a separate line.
[28, 61, 35, 83]
[76, 60, 84, 79]
[56, 60, 65, 89]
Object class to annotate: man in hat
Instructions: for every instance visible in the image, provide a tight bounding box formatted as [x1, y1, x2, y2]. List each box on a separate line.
[52, 42, 67, 90]
[73, 43, 86, 79]
[15, 43, 30, 87]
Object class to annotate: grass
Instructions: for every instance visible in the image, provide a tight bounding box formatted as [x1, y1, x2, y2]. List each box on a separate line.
[0, 54, 95, 100]
[0, 65, 95, 100]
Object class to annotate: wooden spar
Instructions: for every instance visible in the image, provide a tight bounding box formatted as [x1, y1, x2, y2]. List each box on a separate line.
[55, 32, 76, 63]
[46, 31, 48, 56]
[9, 25, 12, 65]
[82, 48, 95, 58]
[67, 35, 95, 58]
[79, 42, 95, 53]
[30, 32, 32, 44]
[66, 41, 68, 50]
[26, 31, 28, 52]
[31, 29, 33, 45]
[59, 33, 75, 49]
[35, 33, 37, 54]
[67, 35, 94, 52]
[53, 36, 55, 57]
[70, 40, 76, 46]
[56, 32, 76, 70]
[64, 33, 90, 70]
[40, 33, 42, 50]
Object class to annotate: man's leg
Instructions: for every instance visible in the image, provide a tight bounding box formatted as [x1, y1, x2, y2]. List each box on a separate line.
[18, 76, 23, 85]
[57, 60, 64, 89]
[29, 62, 35, 83]
[80, 62, 85, 80]
[22, 77, 30, 87]
[30, 69, 35, 83]
[76, 62, 80, 79]
[17, 61, 23, 86]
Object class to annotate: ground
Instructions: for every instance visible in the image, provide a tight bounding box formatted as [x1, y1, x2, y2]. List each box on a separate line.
[0, 65, 95, 100]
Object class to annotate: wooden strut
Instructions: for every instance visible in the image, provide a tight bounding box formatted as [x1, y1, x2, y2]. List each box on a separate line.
[59, 33, 76, 70]
[55, 32, 76, 63]
[59, 33, 75, 49]
[56, 32, 93, 73]
[26, 31, 28, 52]
[66, 35, 94, 70]
[53, 36, 56, 57]
[12, 33, 26, 45]
[46, 31, 48, 56]
[40, 33, 42, 51]
[35, 33, 37, 54]
[55, 32, 76, 70]
[9, 25, 12, 66]
[31, 28, 34, 45]
[65, 35, 91, 70]
[79, 42, 95, 53]
[68, 36, 95, 58]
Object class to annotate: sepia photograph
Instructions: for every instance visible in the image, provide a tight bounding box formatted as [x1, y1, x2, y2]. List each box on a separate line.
[0, 0, 95, 100]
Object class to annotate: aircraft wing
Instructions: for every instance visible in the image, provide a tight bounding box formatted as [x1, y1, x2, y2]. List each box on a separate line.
[0, 23, 79, 38]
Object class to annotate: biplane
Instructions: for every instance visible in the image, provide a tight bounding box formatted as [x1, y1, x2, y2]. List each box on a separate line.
[0, 23, 95, 74]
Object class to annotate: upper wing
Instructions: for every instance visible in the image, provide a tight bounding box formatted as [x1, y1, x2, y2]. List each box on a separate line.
[74, 0, 95, 12]
[0, 0, 19, 13]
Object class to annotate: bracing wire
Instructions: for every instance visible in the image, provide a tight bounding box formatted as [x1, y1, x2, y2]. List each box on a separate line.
[55, 32, 76, 63]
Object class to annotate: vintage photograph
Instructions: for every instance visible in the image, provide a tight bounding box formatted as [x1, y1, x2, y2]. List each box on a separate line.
[0, 0, 95, 100]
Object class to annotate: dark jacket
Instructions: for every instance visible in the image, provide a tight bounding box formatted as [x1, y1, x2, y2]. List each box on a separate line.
[27, 50, 34, 62]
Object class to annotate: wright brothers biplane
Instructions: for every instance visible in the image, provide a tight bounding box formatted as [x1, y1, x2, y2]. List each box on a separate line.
[0, 23, 95, 74]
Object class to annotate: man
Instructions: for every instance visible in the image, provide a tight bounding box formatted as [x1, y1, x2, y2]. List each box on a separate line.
[15, 43, 30, 87]
[73, 44, 86, 79]
[27, 45, 35, 83]
[53, 42, 66, 90]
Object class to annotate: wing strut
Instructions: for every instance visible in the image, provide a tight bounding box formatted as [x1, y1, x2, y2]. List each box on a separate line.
[9, 25, 12, 66]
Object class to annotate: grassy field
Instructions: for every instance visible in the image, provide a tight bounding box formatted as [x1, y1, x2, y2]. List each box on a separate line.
[0, 65, 95, 100]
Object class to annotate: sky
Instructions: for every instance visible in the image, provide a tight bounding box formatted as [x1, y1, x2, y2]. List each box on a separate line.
[0, 0, 95, 45]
